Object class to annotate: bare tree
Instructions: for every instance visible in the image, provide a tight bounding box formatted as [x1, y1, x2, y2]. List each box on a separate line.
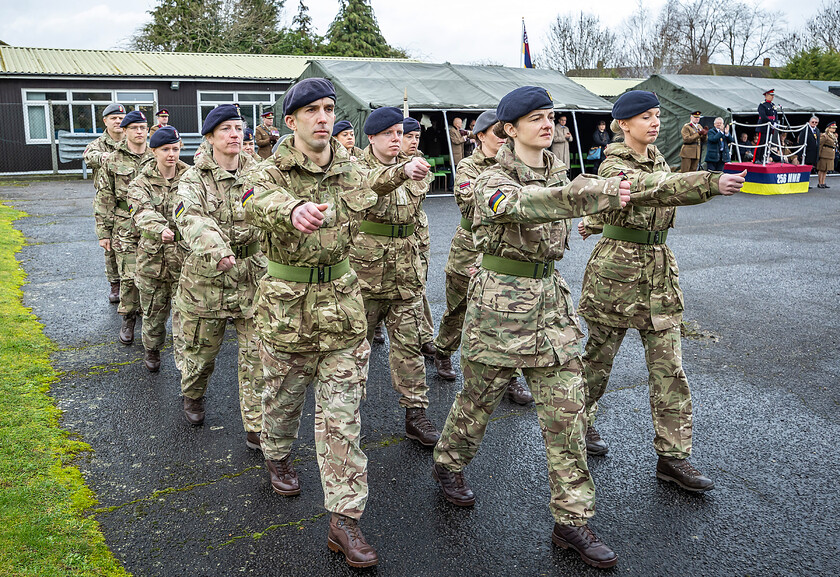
[616, 1, 674, 76]
[658, 0, 728, 67]
[536, 12, 618, 73]
[721, 3, 782, 65]
[806, 0, 840, 52]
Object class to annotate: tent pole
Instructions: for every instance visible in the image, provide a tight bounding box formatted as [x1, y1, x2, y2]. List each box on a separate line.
[570, 110, 586, 175]
[442, 109, 456, 192]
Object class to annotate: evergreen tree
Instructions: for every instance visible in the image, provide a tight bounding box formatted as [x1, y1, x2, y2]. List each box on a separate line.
[271, 1, 326, 55]
[131, 0, 227, 52]
[325, 0, 406, 58]
[777, 48, 840, 80]
[228, 0, 285, 54]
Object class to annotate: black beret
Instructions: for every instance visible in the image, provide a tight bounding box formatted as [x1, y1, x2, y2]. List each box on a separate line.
[473, 110, 498, 135]
[119, 110, 147, 128]
[201, 104, 243, 135]
[364, 107, 404, 135]
[282, 77, 336, 116]
[496, 86, 553, 123]
[332, 120, 353, 136]
[102, 103, 126, 117]
[611, 91, 661, 120]
[156, 109, 169, 116]
[149, 126, 181, 148]
[403, 117, 421, 133]
[243, 128, 255, 142]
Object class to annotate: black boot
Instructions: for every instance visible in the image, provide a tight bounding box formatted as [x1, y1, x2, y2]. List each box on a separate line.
[143, 348, 160, 372]
[656, 456, 715, 491]
[552, 523, 618, 569]
[585, 426, 609, 456]
[405, 408, 440, 446]
[119, 313, 136, 345]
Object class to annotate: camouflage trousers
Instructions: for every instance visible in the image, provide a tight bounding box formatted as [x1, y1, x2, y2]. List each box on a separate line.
[364, 295, 429, 409]
[112, 235, 139, 316]
[136, 275, 177, 354]
[433, 270, 470, 356]
[176, 312, 264, 433]
[419, 248, 434, 343]
[582, 321, 692, 459]
[104, 248, 120, 283]
[259, 339, 370, 520]
[434, 357, 595, 526]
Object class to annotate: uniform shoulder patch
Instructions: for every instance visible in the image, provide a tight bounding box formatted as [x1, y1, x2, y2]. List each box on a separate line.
[489, 189, 506, 213]
[459, 181, 470, 190]
[175, 201, 185, 218]
[242, 188, 254, 205]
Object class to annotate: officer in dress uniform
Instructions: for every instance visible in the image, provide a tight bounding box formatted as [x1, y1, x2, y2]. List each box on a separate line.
[679, 111, 706, 172]
[755, 89, 778, 164]
[255, 111, 281, 160]
[149, 109, 169, 137]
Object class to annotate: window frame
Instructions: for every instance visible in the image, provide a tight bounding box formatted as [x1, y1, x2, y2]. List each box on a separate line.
[196, 90, 284, 132]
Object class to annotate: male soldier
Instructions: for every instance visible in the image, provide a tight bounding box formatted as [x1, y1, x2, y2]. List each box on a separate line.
[401, 116, 436, 358]
[333, 120, 364, 158]
[448, 117, 466, 167]
[242, 128, 261, 161]
[243, 78, 430, 568]
[149, 109, 170, 137]
[755, 89, 778, 164]
[679, 111, 706, 172]
[172, 104, 265, 448]
[255, 111, 280, 160]
[352, 107, 440, 447]
[85, 102, 126, 304]
[95, 110, 154, 345]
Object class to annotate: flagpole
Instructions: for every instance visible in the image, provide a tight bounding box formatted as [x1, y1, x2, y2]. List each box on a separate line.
[520, 17, 524, 68]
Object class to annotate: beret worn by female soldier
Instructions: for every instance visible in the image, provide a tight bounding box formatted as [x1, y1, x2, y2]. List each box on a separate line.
[149, 126, 181, 148]
[201, 104, 243, 135]
[282, 77, 337, 117]
[403, 117, 421, 133]
[611, 91, 661, 120]
[243, 128, 255, 142]
[496, 86, 553, 122]
[120, 110, 147, 128]
[332, 120, 353, 136]
[473, 110, 498, 135]
[363, 107, 404, 135]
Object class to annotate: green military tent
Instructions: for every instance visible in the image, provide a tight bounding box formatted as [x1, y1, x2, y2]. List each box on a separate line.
[629, 74, 840, 165]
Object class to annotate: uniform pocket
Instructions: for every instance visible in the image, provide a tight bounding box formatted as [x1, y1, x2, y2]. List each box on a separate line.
[474, 280, 540, 355]
[254, 279, 308, 343]
[350, 239, 387, 293]
[590, 258, 642, 317]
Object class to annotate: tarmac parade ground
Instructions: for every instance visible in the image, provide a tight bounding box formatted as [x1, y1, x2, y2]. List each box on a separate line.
[1, 178, 838, 576]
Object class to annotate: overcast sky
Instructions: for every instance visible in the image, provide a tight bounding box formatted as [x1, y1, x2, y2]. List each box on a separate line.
[0, 0, 821, 67]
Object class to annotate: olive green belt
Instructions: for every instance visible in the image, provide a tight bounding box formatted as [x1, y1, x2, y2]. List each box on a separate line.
[602, 224, 668, 245]
[117, 200, 130, 211]
[232, 241, 261, 258]
[267, 257, 350, 283]
[359, 220, 415, 238]
[481, 253, 555, 279]
[141, 229, 182, 242]
[459, 217, 473, 232]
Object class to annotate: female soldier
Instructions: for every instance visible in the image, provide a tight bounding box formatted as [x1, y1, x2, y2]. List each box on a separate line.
[816, 121, 836, 188]
[432, 86, 634, 569]
[577, 91, 745, 492]
[129, 126, 190, 372]
[431, 110, 532, 405]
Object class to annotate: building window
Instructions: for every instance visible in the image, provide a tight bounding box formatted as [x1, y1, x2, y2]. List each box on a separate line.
[197, 91, 284, 132]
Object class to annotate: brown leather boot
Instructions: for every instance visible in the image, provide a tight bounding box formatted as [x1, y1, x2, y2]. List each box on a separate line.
[246, 432, 261, 451]
[108, 281, 120, 303]
[420, 341, 436, 359]
[656, 456, 715, 491]
[434, 350, 457, 380]
[585, 426, 609, 456]
[143, 349, 160, 373]
[183, 396, 205, 426]
[372, 323, 385, 343]
[119, 313, 136, 345]
[327, 513, 379, 568]
[265, 455, 300, 496]
[552, 523, 618, 569]
[432, 463, 475, 506]
[405, 408, 440, 446]
[505, 376, 533, 405]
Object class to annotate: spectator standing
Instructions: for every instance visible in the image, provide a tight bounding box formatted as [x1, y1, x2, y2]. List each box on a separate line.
[679, 111, 706, 172]
[799, 116, 820, 169]
[817, 121, 837, 188]
[591, 120, 610, 173]
[705, 118, 735, 171]
[551, 114, 573, 168]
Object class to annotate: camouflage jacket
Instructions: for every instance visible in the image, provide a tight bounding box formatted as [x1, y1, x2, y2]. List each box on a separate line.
[83, 132, 121, 177]
[172, 146, 264, 318]
[243, 136, 411, 353]
[399, 149, 434, 253]
[350, 146, 426, 300]
[462, 143, 624, 368]
[445, 147, 495, 277]
[129, 160, 191, 283]
[579, 142, 722, 331]
[94, 140, 154, 241]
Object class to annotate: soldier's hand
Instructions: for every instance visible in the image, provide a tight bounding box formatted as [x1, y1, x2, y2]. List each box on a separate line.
[577, 221, 591, 240]
[719, 170, 747, 196]
[217, 255, 236, 272]
[161, 228, 175, 243]
[467, 266, 479, 277]
[618, 180, 631, 207]
[292, 202, 328, 233]
[405, 157, 431, 181]
[99, 238, 111, 252]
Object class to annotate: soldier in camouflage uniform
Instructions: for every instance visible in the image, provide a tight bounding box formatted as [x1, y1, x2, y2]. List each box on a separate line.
[94, 110, 154, 345]
[172, 104, 266, 448]
[351, 107, 440, 447]
[242, 128, 261, 162]
[242, 78, 431, 568]
[129, 126, 190, 373]
[333, 120, 365, 159]
[577, 91, 744, 492]
[85, 102, 126, 304]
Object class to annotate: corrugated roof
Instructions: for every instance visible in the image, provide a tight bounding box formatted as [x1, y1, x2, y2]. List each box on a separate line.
[0, 46, 415, 80]
[567, 77, 643, 98]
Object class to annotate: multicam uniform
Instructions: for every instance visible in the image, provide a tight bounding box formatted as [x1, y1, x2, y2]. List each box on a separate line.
[243, 136, 411, 519]
[351, 146, 429, 409]
[172, 148, 265, 433]
[129, 160, 190, 358]
[579, 141, 723, 459]
[94, 141, 154, 316]
[85, 132, 122, 286]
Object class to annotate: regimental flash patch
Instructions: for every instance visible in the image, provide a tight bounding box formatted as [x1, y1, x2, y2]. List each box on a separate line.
[489, 189, 506, 213]
[242, 188, 254, 205]
[459, 181, 470, 190]
[175, 201, 185, 218]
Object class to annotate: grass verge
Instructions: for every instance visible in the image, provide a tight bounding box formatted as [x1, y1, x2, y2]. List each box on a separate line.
[0, 203, 128, 576]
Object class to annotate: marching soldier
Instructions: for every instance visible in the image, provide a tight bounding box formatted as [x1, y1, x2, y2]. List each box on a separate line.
[351, 107, 440, 447]
[755, 89, 778, 164]
[679, 110, 706, 172]
[578, 91, 745, 492]
[84, 102, 126, 304]
[333, 120, 364, 158]
[242, 128, 260, 161]
[255, 111, 280, 160]
[171, 104, 266, 448]
[128, 126, 190, 372]
[242, 78, 430, 567]
[94, 110, 154, 345]
[149, 109, 170, 137]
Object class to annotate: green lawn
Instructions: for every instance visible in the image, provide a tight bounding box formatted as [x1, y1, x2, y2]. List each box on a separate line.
[0, 203, 128, 576]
